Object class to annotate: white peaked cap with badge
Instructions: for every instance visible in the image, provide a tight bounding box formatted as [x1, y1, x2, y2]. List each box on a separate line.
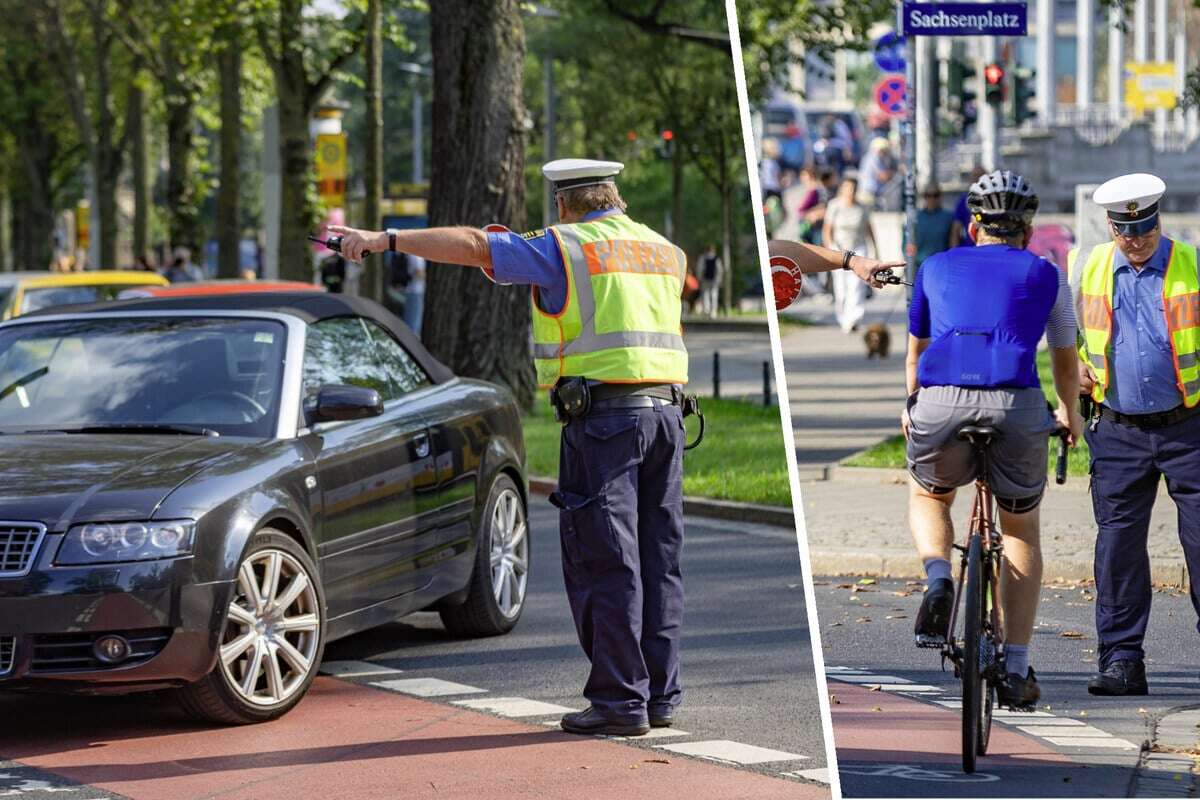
[1093, 173, 1166, 218]
[543, 158, 624, 191]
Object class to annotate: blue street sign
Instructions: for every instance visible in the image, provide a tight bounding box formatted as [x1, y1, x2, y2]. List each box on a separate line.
[873, 31, 907, 73]
[902, 2, 1028, 37]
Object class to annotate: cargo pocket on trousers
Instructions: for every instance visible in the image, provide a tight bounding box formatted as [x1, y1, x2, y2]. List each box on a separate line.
[549, 487, 621, 574]
[582, 414, 643, 479]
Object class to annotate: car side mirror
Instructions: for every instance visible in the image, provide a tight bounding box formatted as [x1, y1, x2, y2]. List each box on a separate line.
[310, 384, 384, 424]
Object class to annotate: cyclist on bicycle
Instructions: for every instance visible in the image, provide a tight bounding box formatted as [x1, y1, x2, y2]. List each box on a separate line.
[903, 170, 1083, 708]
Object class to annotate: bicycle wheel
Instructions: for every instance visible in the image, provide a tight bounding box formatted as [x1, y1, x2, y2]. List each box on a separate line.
[977, 557, 995, 756]
[960, 533, 984, 774]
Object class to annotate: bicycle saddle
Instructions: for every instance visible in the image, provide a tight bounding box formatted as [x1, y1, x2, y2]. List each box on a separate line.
[956, 425, 998, 445]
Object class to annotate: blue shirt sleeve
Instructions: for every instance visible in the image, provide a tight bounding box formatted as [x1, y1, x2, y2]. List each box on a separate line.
[909, 259, 931, 338]
[485, 228, 568, 314]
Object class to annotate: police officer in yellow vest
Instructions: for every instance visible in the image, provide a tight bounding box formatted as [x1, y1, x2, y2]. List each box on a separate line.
[1068, 173, 1200, 696]
[329, 158, 693, 736]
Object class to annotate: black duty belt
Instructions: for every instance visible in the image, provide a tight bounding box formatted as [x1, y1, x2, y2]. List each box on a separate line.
[589, 383, 680, 404]
[1098, 403, 1200, 430]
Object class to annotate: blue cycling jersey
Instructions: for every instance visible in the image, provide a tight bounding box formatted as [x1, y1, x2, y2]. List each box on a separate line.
[910, 244, 1060, 389]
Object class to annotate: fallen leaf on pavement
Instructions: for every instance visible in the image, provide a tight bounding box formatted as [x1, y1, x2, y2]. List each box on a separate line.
[869, 685, 882, 692]
[856, 617, 871, 623]
[892, 590, 913, 597]
[831, 695, 840, 704]
[836, 583, 853, 589]
[858, 578, 877, 585]
[644, 759, 671, 764]
[886, 614, 908, 620]
[1060, 631, 1086, 639]
[828, 622, 843, 627]
[872, 706, 883, 712]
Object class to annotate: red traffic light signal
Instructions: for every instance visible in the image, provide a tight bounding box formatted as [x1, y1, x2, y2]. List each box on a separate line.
[984, 63, 1005, 104]
[661, 129, 674, 141]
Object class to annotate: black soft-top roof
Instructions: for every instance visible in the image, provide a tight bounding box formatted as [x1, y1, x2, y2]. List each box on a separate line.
[21, 291, 455, 384]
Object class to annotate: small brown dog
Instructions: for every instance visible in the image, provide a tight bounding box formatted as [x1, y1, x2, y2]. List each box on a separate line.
[863, 322, 890, 359]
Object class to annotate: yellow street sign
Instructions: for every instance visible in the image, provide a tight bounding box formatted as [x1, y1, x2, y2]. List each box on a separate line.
[1125, 62, 1177, 111]
[315, 133, 347, 209]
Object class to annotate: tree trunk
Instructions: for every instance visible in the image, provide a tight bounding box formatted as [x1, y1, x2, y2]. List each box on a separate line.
[277, 95, 313, 282]
[720, 149, 733, 315]
[361, 0, 384, 300]
[671, 142, 684, 243]
[165, 93, 198, 254]
[217, 34, 242, 278]
[425, 0, 533, 408]
[130, 78, 149, 263]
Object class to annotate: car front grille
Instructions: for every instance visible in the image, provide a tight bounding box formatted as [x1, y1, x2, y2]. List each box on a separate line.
[0, 636, 14, 675]
[30, 628, 172, 674]
[0, 522, 46, 577]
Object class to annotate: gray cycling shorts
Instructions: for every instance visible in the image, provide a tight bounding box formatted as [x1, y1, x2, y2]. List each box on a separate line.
[906, 385, 1054, 503]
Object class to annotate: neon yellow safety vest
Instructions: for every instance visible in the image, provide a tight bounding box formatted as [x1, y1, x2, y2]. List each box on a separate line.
[531, 214, 689, 389]
[1069, 239, 1200, 407]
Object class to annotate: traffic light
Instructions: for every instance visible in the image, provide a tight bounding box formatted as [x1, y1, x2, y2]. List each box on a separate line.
[984, 63, 1005, 105]
[655, 129, 675, 159]
[947, 57, 978, 135]
[1012, 67, 1036, 124]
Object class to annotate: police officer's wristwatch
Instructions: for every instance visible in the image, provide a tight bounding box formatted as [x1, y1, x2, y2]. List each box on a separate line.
[386, 228, 399, 253]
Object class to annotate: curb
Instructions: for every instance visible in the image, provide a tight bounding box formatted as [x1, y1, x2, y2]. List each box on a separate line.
[528, 476, 796, 529]
[806, 547, 1190, 587]
[681, 315, 771, 333]
[1134, 706, 1200, 797]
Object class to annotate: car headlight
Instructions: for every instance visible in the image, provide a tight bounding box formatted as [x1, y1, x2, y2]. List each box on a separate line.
[56, 520, 195, 565]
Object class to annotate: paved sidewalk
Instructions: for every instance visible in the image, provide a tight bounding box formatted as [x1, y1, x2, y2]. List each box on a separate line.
[780, 291, 910, 479]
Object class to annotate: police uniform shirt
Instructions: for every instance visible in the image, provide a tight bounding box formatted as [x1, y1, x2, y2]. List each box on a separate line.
[485, 208, 625, 314]
[1106, 235, 1181, 414]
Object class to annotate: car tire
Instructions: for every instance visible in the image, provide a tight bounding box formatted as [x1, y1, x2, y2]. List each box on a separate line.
[176, 528, 326, 724]
[439, 473, 529, 637]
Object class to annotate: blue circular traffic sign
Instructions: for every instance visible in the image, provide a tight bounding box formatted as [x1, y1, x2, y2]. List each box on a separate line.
[874, 32, 907, 74]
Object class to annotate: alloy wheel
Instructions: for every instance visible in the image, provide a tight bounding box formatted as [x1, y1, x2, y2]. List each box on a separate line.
[219, 548, 321, 706]
[489, 488, 528, 619]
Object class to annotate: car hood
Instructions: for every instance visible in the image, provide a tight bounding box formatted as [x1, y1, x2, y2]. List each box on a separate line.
[0, 435, 251, 529]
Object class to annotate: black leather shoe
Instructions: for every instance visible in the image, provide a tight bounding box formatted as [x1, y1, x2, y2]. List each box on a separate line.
[648, 706, 675, 728]
[1088, 660, 1148, 696]
[996, 667, 1041, 710]
[914, 577, 954, 645]
[560, 706, 650, 736]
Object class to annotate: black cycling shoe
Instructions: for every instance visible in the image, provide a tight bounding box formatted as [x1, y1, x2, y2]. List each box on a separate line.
[914, 577, 954, 646]
[1088, 660, 1148, 696]
[996, 667, 1041, 710]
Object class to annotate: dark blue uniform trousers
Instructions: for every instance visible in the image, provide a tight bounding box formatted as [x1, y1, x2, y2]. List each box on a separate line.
[1085, 411, 1200, 669]
[550, 402, 686, 724]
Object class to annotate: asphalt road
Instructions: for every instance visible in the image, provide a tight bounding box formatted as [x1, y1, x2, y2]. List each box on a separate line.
[816, 576, 1200, 797]
[0, 499, 826, 798]
[325, 497, 826, 780]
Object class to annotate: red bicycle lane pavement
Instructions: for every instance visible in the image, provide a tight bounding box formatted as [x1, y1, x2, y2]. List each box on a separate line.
[829, 682, 1131, 798]
[2, 677, 827, 800]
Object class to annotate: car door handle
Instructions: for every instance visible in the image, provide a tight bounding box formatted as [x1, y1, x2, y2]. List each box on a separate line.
[414, 431, 431, 459]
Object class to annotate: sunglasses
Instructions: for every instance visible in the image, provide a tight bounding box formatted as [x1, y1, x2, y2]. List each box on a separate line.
[1112, 217, 1159, 237]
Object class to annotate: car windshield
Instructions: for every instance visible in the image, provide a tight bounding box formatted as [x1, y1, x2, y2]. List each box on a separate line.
[0, 316, 287, 438]
[20, 284, 159, 315]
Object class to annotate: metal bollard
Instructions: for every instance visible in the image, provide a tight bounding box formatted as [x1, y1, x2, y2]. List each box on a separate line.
[762, 360, 771, 407]
[712, 351, 721, 399]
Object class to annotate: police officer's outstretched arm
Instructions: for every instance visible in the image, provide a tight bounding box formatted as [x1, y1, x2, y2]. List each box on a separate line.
[767, 239, 903, 288]
[328, 224, 493, 270]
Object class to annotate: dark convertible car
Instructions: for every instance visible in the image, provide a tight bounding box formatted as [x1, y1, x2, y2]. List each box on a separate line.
[0, 293, 529, 723]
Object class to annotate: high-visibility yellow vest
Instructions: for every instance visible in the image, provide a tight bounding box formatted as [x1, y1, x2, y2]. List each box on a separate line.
[531, 214, 689, 389]
[1069, 239, 1200, 407]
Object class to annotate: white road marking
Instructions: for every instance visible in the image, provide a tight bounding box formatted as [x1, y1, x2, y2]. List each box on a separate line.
[453, 697, 576, 716]
[1040, 736, 1138, 749]
[783, 767, 830, 784]
[996, 716, 1085, 726]
[826, 666, 867, 673]
[1017, 724, 1115, 738]
[320, 660, 403, 678]
[656, 740, 809, 765]
[371, 677, 487, 697]
[833, 675, 912, 684]
[884, 684, 943, 693]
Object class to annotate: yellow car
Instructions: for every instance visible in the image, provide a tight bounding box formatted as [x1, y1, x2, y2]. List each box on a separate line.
[0, 271, 169, 320]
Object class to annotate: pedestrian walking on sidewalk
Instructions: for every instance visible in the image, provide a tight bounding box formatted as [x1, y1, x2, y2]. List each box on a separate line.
[1070, 172, 1200, 697]
[328, 158, 693, 738]
[823, 174, 878, 333]
[696, 244, 722, 318]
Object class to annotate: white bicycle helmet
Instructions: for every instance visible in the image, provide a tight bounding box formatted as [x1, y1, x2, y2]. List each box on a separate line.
[967, 170, 1039, 235]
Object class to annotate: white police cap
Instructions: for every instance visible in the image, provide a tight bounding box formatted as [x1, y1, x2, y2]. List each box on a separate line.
[1093, 173, 1166, 223]
[543, 158, 624, 191]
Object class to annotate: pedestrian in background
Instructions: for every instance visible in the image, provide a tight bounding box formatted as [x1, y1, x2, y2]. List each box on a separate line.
[857, 138, 897, 209]
[760, 138, 783, 204]
[823, 174, 878, 333]
[404, 253, 427, 337]
[914, 183, 959, 284]
[1070, 173, 1200, 697]
[953, 166, 987, 247]
[165, 247, 200, 283]
[696, 244, 722, 318]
